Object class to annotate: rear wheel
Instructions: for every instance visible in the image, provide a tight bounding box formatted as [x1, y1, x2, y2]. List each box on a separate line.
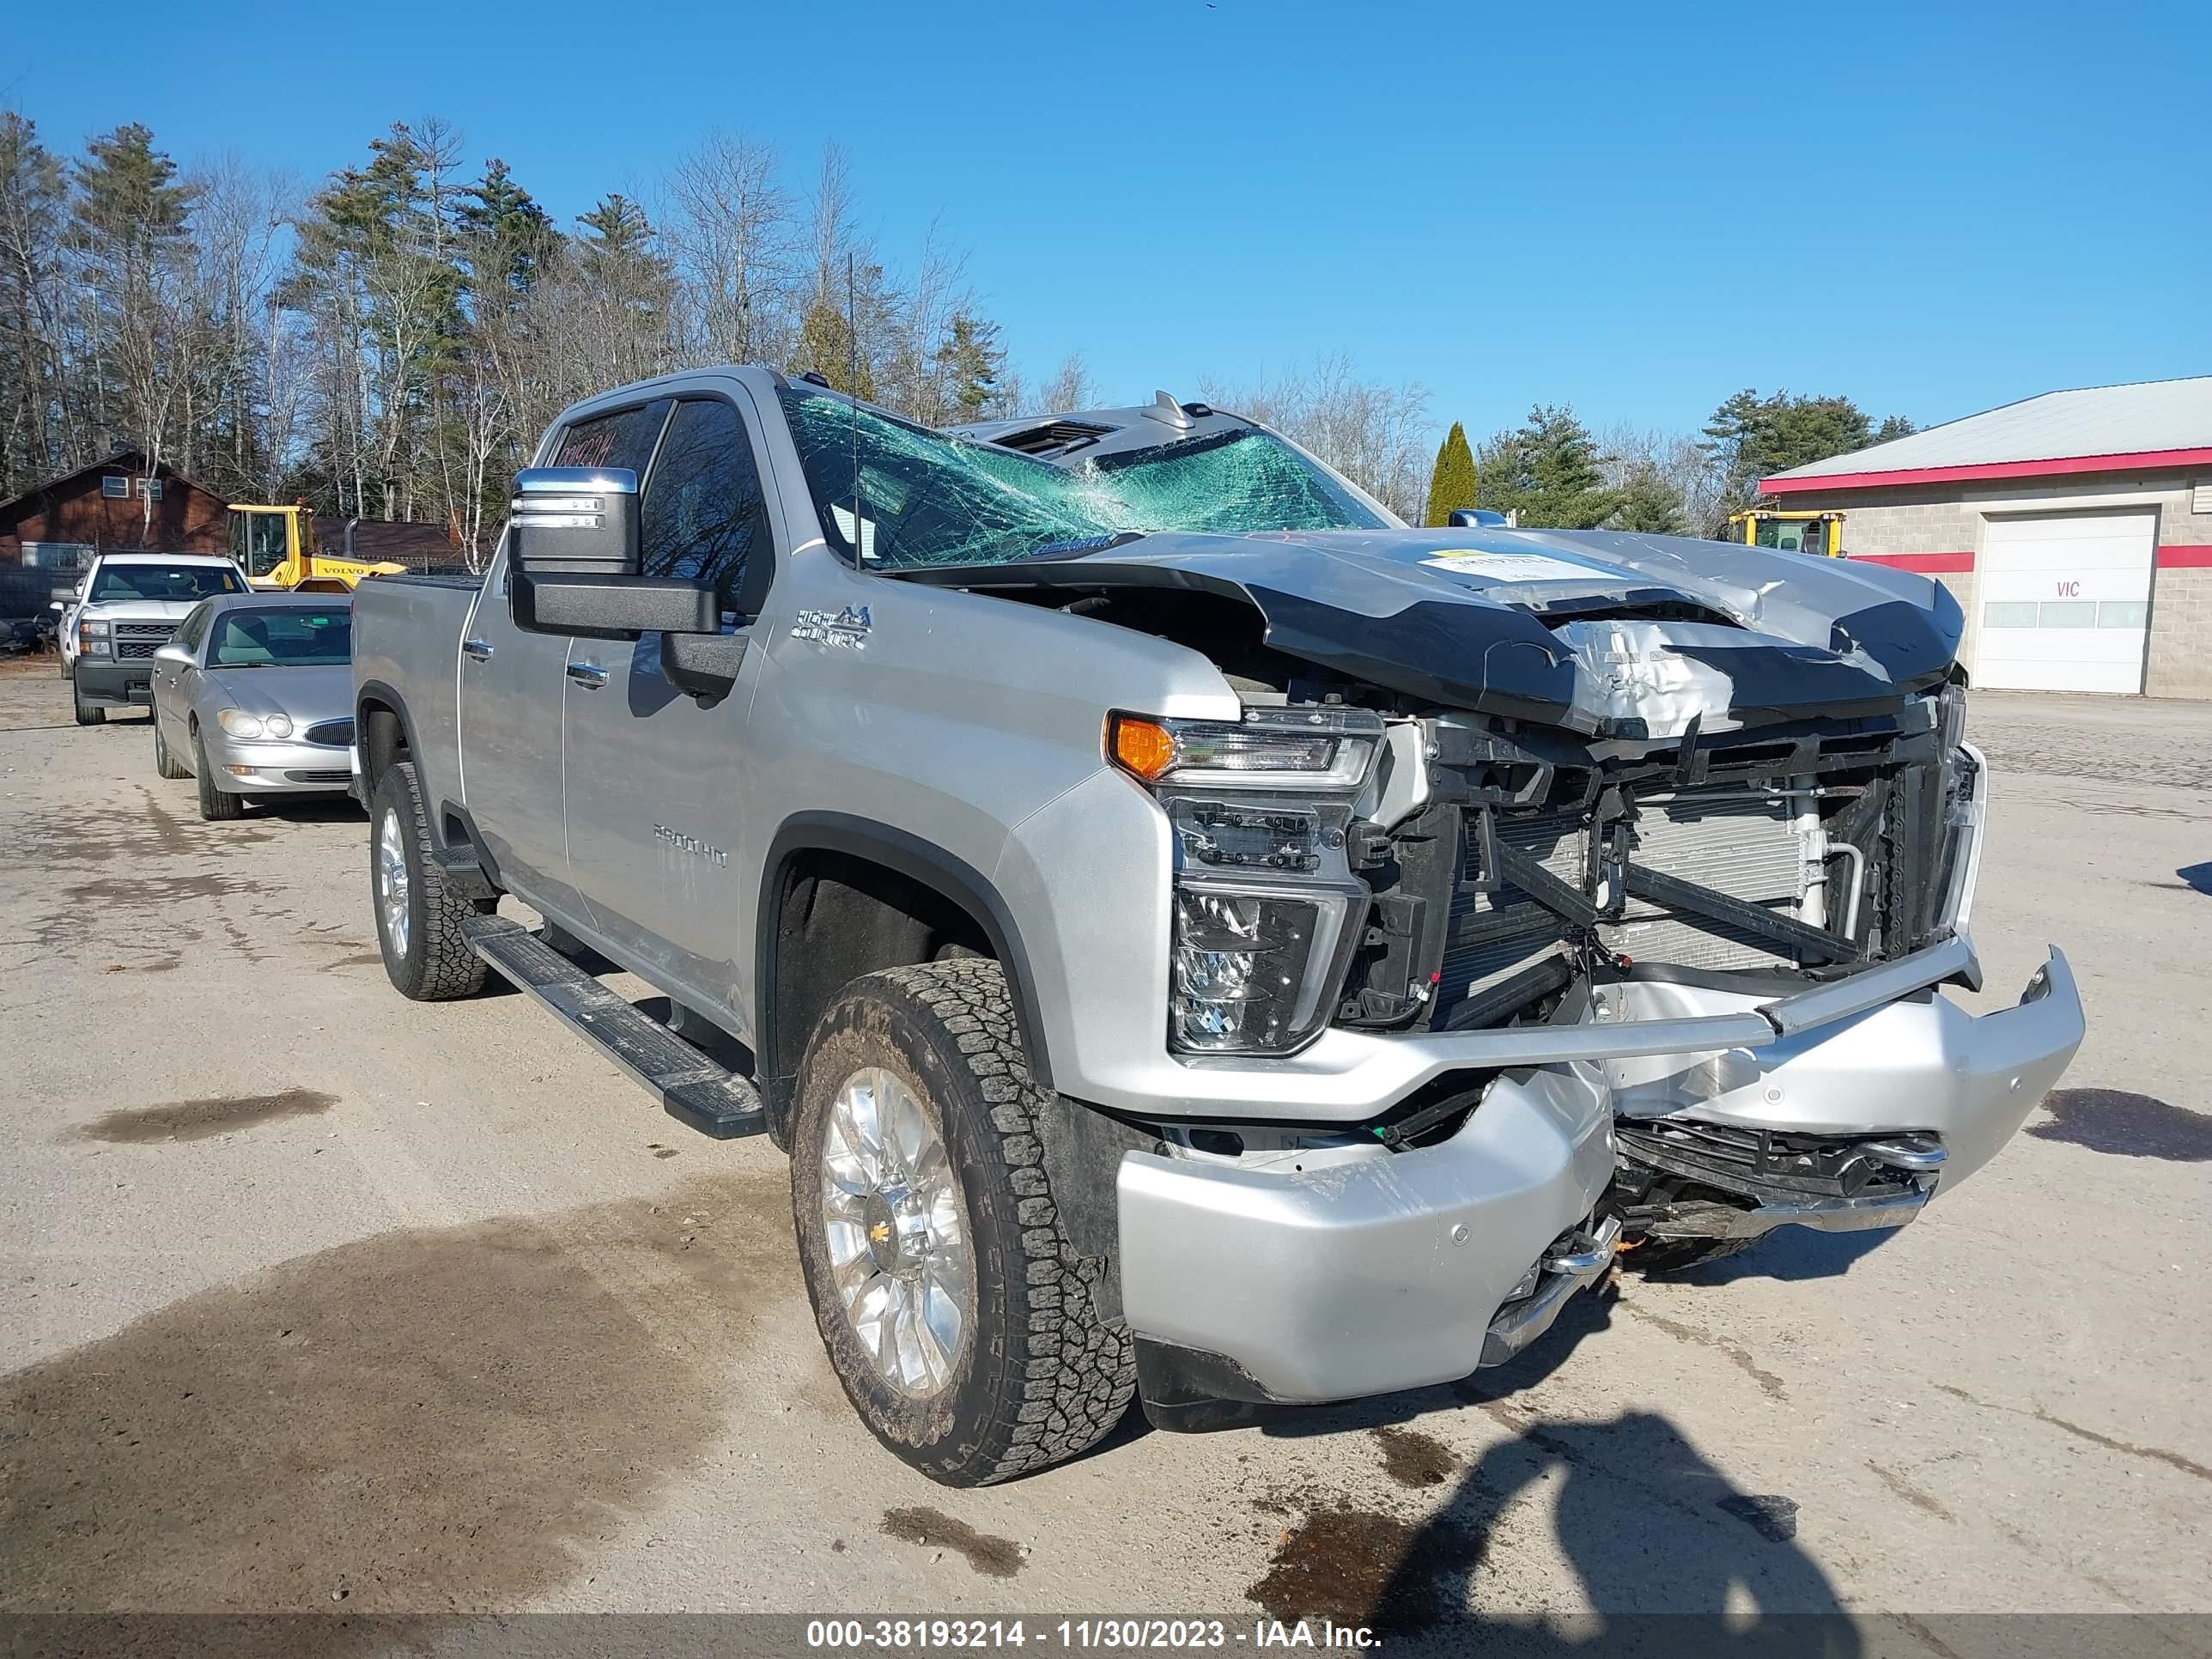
[71, 679, 103, 726]
[152, 715, 189, 779]
[790, 959, 1133, 1486]
[368, 759, 487, 1000]
[192, 729, 243, 820]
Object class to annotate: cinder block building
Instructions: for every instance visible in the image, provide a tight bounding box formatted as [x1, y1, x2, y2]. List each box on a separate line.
[1759, 376, 2212, 697]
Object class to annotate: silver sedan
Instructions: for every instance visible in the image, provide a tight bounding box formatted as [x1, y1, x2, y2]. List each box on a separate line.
[149, 592, 357, 821]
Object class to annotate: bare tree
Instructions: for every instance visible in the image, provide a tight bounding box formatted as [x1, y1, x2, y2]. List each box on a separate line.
[665, 131, 794, 368]
[1033, 352, 1097, 415]
[1599, 422, 1722, 535]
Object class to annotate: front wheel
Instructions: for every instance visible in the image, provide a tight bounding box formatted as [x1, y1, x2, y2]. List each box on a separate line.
[192, 729, 243, 820]
[153, 714, 189, 779]
[368, 760, 488, 1000]
[71, 679, 103, 726]
[790, 959, 1134, 1486]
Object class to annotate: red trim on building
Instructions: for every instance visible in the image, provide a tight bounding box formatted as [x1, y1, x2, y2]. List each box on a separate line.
[1759, 447, 2212, 495]
[2157, 544, 2212, 568]
[1847, 550, 1975, 573]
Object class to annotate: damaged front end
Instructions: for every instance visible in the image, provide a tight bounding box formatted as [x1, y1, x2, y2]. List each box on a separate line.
[793, 390, 2085, 1413]
[1027, 539, 2079, 1412]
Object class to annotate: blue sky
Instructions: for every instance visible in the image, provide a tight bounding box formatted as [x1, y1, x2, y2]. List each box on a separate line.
[8, 0, 2207, 441]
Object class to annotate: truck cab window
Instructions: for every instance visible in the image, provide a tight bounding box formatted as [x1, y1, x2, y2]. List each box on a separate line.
[640, 398, 769, 611]
[551, 398, 672, 474]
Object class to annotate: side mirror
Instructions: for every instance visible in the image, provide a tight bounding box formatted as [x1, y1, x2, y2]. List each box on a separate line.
[153, 642, 193, 668]
[507, 465, 718, 641]
[47, 599, 64, 614]
[510, 467, 642, 577]
[1447, 507, 1508, 529]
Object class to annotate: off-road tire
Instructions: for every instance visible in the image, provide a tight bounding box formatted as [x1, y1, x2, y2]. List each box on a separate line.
[1620, 1235, 1759, 1274]
[791, 959, 1135, 1486]
[152, 717, 189, 779]
[71, 679, 103, 726]
[369, 759, 488, 1001]
[192, 729, 243, 820]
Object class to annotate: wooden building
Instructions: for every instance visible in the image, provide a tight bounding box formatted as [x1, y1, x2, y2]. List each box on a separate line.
[0, 453, 229, 565]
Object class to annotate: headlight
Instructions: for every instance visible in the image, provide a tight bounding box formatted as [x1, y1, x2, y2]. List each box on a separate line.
[216, 708, 265, 738]
[79, 618, 110, 636]
[78, 620, 111, 657]
[1936, 680, 1966, 757]
[1109, 708, 1380, 791]
[262, 713, 294, 738]
[1170, 885, 1360, 1053]
[1115, 706, 1381, 1056]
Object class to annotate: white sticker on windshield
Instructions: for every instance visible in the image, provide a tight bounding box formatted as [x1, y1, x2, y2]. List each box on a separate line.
[1420, 550, 1608, 583]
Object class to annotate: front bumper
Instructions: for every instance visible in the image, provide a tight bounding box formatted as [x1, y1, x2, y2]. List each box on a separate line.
[200, 731, 356, 794]
[1116, 945, 2083, 1407]
[74, 659, 153, 707]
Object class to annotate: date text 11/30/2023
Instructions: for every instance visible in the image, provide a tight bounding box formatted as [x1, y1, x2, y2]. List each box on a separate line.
[803, 1619, 1382, 1651]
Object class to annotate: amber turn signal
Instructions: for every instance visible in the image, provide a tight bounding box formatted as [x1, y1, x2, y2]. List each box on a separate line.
[1108, 714, 1177, 781]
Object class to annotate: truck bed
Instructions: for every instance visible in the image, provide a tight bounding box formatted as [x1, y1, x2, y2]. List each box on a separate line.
[351, 571, 481, 817]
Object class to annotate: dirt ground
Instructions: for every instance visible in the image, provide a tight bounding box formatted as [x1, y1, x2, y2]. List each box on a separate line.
[2, 660, 2207, 1648]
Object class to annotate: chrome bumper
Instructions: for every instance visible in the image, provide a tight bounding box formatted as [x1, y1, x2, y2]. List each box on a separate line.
[1115, 945, 2082, 1407]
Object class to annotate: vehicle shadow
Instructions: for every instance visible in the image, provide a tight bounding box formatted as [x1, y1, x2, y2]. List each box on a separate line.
[247, 796, 363, 824]
[1359, 1407, 1863, 1656]
[1652, 1224, 1897, 1286]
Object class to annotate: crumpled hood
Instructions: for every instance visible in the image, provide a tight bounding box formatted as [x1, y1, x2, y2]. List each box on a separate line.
[200, 664, 354, 728]
[907, 525, 1963, 736]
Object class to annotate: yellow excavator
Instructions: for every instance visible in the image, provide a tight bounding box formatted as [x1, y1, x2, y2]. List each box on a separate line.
[229, 503, 407, 592]
[1724, 508, 1847, 557]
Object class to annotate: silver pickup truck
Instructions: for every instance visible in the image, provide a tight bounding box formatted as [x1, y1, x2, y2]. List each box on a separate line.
[351, 366, 2084, 1486]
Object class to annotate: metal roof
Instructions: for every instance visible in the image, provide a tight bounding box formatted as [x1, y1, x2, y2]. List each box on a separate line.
[1765, 375, 2212, 484]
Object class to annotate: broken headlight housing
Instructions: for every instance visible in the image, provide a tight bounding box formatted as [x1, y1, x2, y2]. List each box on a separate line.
[1112, 708, 1381, 1056]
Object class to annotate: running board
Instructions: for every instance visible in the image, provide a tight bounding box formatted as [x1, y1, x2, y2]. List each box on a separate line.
[463, 915, 770, 1139]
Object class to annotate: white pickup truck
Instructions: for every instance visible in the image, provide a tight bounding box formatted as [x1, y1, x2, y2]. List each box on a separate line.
[59, 551, 252, 725]
[350, 367, 2084, 1486]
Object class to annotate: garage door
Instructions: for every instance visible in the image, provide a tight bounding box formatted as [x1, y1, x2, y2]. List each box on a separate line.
[1975, 511, 2156, 693]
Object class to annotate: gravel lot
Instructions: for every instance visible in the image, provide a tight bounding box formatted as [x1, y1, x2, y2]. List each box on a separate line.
[3, 661, 2207, 1645]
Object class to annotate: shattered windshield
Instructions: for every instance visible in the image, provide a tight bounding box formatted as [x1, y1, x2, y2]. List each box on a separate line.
[776, 387, 1386, 570]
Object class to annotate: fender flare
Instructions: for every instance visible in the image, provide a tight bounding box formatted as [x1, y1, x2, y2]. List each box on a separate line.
[757, 811, 1057, 1094]
[353, 679, 473, 858]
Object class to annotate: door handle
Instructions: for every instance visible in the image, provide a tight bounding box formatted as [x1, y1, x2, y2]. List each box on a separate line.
[461, 637, 494, 661]
[566, 661, 610, 689]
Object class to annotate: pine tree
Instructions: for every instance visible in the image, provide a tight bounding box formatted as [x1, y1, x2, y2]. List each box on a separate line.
[1423, 421, 1477, 526]
[70, 124, 198, 517]
[933, 311, 1004, 422]
[458, 158, 552, 298]
[799, 291, 876, 400]
[1477, 405, 1618, 528]
[1613, 462, 1686, 534]
[1702, 389, 1881, 521]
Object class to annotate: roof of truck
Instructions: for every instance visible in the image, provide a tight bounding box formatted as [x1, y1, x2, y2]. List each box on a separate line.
[93, 551, 237, 563]
[951, 393, 1256, 463]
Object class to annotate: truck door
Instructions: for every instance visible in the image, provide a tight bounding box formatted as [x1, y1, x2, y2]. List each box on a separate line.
[560, 390, 776, 1022]
[458, 397, 672, 927]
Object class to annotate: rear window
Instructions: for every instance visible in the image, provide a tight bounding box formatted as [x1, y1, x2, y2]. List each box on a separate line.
[89, 564, 245, 602]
